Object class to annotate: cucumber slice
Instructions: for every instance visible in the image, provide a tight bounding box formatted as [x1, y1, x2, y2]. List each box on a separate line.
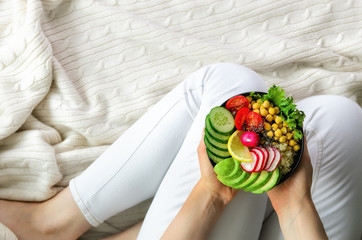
[243, 171, 272, 192]
[205, 115, 230, 143]
[204, 136, 230, 158]
[209, 107, 235, 135]
[252, 167, 280, 194]
[204, 129, 228, 151]
[234, 172, 260, 189]
[214, 158, 239, 179]
[206, 149, 225, 164]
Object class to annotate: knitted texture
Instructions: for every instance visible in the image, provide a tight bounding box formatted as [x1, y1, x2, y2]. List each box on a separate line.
[0, 0, 361, 239]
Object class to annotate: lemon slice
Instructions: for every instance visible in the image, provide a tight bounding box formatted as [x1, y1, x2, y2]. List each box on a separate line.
[227, 130, 253, 162]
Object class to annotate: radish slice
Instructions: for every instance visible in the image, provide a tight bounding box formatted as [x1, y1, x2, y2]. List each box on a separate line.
[266, 148, 281, 171]
[255, 147, 269, 170]
[251, 148, 264, 172]
[241, 151, 258, 172]
[264, 146, 276, 171]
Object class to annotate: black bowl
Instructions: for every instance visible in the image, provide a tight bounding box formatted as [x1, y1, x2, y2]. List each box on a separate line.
[209, 91, 304, 185]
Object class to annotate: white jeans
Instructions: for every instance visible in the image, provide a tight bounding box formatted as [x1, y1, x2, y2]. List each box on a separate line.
[69, 63, 362, 240]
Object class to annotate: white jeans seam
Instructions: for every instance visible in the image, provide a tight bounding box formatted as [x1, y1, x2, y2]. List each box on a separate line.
[305, 126, 323, 195]
[71, 180, 102, 226]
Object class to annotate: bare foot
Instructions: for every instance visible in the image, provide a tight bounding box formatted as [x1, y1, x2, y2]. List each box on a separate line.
[0, 188, 91, 240]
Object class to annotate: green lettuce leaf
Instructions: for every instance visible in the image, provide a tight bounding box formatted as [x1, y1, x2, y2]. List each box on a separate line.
[251, 85, 305, 140]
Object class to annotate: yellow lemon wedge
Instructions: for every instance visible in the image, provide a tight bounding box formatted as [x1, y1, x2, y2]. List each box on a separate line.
[227, 130, 253, 162]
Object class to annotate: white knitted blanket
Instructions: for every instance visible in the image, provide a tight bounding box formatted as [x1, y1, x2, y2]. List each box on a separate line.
[0, 0, 361, 239]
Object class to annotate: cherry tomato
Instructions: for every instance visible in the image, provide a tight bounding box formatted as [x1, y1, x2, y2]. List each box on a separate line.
[246, 111, 263, 132]
[225, 95, 249, 113]
[234, 107, 250, 130]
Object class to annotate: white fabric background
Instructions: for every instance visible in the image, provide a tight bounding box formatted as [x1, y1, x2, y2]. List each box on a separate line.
[0, 0, 361, 238]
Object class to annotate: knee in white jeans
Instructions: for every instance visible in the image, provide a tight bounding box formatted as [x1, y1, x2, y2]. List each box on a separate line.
[194, 63, 268, 108]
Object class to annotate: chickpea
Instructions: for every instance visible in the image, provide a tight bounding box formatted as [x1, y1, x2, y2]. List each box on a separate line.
[246, 96, 253, 102]
[260, 108, 268, 117]
[248, 103, 251, 109]
[286, 132, 293, 140]
[279, 135, 287, 143]
[264, 122, 271, 131]
[274, 136, 279, 141]
[262, 100, 270, 109]
[273, 114, 277, 120]
[252, 102, 260, 110]
[281, 127, 287, 134]
[257, 99, 262, 104]
[283, 122, 289, 128]
[265, 114, 273, 122]
[268, 107, 276, 115]
[267, 130, 274, 138]
[272, 123, 279, 131]
[293, 144, 301, 152]
[274, 107, 280, 114]
[275, 129, 282, 137]
[278, 123, 283, 129]
[253, 109, 260, 114]
[275, 116, 283, 124]
[289, 139, 297, 147]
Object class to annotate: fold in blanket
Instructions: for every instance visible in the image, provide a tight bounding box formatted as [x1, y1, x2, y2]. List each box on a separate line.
[0, 0, 361, 239]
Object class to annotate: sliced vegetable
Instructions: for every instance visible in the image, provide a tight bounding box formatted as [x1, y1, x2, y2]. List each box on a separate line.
[255, 147, 269, 170]
[209, 107, 235, 135]
[234, 172, 260, 189]
[251, 148, 265, 172]
[213, 157, 238, 178]
[244, 171, 272, 192]
[265, 148, 281, 172]
[227, 130, 253, 162]
[240, 151, 258, 172]
[246, 111, 263, 132]
[252, 167, 280, 194]
[225, 95, 249, 113]
[264, 146, 276, 170]
[205, 115, 230, 143]
[204, 136, 230, 158]
[234, 107, 250, 131]
[204, 129, 228, 151]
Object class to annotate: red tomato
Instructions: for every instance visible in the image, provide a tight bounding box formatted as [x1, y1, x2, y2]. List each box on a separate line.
[246, 111, 263, 132]
[234, 107, 250, 130]
[225, 95, 249, 113]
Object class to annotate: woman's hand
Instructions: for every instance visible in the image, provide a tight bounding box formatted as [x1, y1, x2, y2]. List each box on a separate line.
[267, 136, 313, 213]
[267, 137, 328, 239]
[161, 130, 238, 240]
[197, 130, 238, 205]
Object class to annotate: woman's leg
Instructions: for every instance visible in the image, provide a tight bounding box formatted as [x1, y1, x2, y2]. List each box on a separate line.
[260, 95, 362, 239]
[69, 63, 266, 228]
[137, 64, 269, 240]
[0, 63, 267, 239]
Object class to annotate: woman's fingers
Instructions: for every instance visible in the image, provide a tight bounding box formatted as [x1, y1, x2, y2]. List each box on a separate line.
[197, 130, 214, 175]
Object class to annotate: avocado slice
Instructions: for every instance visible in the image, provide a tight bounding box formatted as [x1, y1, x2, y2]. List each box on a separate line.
[252, 167, 280, 194]
[214, 158, 239, 179]
[243, 171, 272, 192]
[219, 170, 250, 188]
[234, 172, 261, 189]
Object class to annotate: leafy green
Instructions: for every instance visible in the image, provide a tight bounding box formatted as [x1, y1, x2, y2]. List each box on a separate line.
[251, 85, 305, 140]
